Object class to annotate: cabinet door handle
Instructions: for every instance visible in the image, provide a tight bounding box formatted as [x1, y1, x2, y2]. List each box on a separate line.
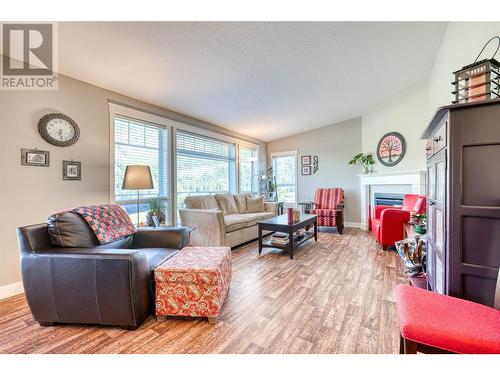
[433, 136, 442, 142]
[429, 201, 436, 206]
[425, 146, 432, 151]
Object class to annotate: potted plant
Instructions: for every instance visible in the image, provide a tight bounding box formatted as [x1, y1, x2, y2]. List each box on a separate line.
[146, 197, 168, 226]
[413, 213, 427, 235]
[348, 153, 375, 174]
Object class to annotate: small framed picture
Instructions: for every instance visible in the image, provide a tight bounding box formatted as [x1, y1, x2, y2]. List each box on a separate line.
[21, 148, 50, 167]
[301, 155, 311, 165]
[301, 165, 311, 175]
[63, 160, 81, 181]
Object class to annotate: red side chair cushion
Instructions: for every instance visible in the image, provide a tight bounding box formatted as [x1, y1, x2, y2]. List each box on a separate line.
[396, 284, 500, 354]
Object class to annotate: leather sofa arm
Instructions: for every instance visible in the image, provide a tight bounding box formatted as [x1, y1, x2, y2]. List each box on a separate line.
[20, 248, 151, 329]
[132, 227, 189, 249]
[179, 208, 225, 246]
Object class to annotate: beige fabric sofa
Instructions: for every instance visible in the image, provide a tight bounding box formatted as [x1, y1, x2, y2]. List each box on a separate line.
[179, 193, 278, 248]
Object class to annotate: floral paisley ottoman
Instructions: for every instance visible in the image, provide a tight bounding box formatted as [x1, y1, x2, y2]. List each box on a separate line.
[154, 246, 232, 324]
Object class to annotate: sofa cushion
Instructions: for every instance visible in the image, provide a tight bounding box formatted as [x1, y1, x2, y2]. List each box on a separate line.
[246, 196, 265, 213]
[233, 193, 252, 214]
[214, 193, 239, 215]
[224, 213, 271, 233]
[47, 211, 99, 248]
[184, 195, 219, 210]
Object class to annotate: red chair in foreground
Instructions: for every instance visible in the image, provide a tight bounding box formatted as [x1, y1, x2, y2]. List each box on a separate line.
[309, 188, 344, 234]
[396, 278, 500, 354]
[371, 194, 425, 250]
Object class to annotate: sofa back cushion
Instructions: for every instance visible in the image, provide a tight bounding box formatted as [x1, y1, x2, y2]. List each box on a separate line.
[184, 195, 219, 210]
[233, 193, 253, 214]
[47, 211, 99, 248]
[246, 196, 265, 213]
[214, 193, 239, 215]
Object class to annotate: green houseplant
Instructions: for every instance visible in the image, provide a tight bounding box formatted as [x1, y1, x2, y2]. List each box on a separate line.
[348, 153, 375, 174]
[146, 197, 168, 226]
[413, 213, 427, 235]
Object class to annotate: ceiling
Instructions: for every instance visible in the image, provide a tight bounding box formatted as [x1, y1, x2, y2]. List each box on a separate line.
[58, 22, 447, 141]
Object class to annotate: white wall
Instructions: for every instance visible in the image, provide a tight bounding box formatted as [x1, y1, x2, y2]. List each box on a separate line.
[361, 83, 429, 173]
[268, 118, 362, 226]
[0, 72, 267, 291]
[428, 22, 500, 112]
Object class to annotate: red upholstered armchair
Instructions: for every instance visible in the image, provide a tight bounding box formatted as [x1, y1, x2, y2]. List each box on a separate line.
[371, 194, 426, 250]
[310, 188, 344, 234]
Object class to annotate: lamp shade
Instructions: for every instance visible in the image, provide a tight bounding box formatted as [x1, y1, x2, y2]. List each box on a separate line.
[122, 165, 154, 190]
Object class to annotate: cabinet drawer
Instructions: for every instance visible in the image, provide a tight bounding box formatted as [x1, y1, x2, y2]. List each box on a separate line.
[432, 122, 447, 154]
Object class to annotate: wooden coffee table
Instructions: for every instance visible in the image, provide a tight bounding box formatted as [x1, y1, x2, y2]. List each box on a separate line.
[257, 214, 317, 259]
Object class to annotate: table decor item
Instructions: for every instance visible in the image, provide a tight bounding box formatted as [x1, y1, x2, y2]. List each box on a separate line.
[452, 36, 500, 104]
[293, 209, 300, 222]
[287, 207, 294, 224]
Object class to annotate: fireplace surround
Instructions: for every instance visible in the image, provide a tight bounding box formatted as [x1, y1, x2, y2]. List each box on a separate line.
[359, 170, 426, 230]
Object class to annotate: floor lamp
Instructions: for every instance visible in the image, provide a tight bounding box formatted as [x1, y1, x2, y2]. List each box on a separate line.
[122, 165, 154, 227]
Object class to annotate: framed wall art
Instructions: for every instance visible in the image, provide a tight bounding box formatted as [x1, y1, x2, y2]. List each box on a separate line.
[21, 148, 50, 167]
[376, 132, 406, 167]
[63, 160, 81, 181]
[301, 155, 311, 165]
[301, 165, 311, 175]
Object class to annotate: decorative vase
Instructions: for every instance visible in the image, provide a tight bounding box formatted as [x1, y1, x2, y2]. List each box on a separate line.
[287, 208, 294, 224]
[414, 225, 426, 235]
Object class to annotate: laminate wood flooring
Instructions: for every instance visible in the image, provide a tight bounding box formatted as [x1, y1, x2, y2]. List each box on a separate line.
[0, 229, 406, 354]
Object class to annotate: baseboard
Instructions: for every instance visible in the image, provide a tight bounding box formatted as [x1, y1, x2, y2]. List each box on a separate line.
[344, 222, 362, 229]
[0, 282, 24, 300]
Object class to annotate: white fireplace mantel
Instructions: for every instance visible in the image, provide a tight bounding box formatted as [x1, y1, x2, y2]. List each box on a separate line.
[359, 170, 426, 230]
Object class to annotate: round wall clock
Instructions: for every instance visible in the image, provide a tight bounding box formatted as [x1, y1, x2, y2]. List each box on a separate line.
[38, 113, 80, 147]
[376, 132, 406, 167]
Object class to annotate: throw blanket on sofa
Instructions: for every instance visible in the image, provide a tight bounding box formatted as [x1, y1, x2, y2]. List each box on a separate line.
[72, 204, 136, 245]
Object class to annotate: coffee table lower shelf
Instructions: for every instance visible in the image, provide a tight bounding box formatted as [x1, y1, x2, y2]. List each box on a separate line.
[262, 232, 315, 250]
[257, 214, 318, 259]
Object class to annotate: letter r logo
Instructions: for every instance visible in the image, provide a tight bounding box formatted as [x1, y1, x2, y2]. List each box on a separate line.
[2, 24, 53, 76]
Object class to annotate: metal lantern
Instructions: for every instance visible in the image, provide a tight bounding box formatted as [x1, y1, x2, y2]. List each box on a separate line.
[451, 36, 500, 104]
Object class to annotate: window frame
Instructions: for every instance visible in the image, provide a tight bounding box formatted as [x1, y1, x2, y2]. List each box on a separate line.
[270, 150, 298, 206]
[109, 102, 261, 226]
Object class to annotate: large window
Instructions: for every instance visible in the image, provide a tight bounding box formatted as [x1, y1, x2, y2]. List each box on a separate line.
[176, 130, 236, 214]
[271, 151, 297, 204]
[239, 146, 258, 193]
[114, 116, 168, 223]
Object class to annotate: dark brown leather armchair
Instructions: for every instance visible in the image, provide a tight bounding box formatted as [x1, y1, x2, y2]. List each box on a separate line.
[17, 222, 189, 330]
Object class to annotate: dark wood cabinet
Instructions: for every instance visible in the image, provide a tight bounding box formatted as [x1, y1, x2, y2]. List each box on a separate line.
[422, 98, 500, 307]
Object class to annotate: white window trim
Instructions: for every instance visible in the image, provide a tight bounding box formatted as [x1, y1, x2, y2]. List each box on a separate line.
[270, 150, 298, 206]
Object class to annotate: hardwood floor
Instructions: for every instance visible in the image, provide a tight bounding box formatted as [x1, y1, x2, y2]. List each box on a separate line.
[0, 229, 406, 354]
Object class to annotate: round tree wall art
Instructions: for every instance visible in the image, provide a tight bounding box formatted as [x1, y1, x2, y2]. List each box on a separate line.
[376, 132, 406, 167]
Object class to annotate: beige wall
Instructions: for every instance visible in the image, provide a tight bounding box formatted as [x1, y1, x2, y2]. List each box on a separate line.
[361, 83, 429, 173]
[0, 72, 267, 289]
[267, 117, 362, 225]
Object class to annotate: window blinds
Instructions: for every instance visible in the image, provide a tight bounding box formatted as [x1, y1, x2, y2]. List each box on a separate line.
[176, 130, 236, 211]
[114, 116, 168, 203]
